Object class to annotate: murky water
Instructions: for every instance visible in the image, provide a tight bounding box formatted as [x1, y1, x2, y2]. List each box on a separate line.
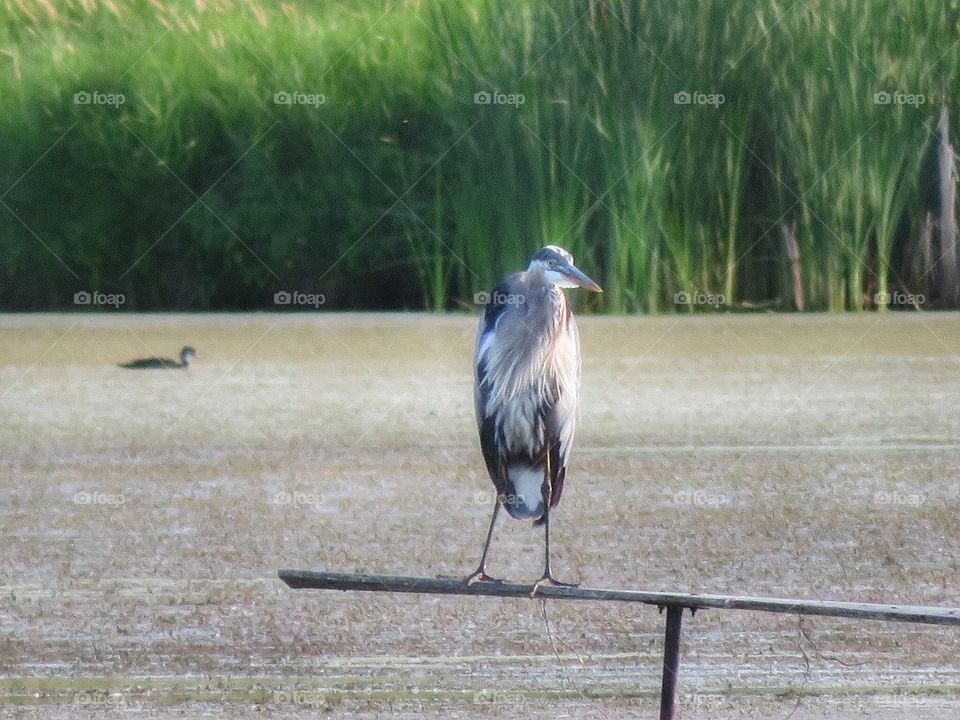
[2, 313, 960, 718]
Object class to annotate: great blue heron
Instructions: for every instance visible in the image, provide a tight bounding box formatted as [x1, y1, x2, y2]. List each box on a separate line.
[467, 245, 601, 589]
[119, 346, 198, 369]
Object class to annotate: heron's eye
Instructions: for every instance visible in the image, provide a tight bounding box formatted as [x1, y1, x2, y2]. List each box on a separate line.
[547, 260, 556, 269]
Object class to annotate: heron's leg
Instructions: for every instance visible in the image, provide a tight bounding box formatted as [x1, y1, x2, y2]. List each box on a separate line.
[465, 498, 503, 585]
[543, 498, 554, 576]
[532, 453, 578, 595]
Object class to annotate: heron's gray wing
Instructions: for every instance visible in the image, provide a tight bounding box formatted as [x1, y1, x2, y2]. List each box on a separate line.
[473, 278, 525, 497]
[474, 278, 520, 430]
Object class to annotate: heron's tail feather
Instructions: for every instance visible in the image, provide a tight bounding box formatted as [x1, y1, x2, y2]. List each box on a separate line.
[502, 463, 546, 520]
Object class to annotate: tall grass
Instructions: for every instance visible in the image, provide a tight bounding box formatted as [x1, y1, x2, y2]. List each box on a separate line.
[0, 0, 958, 310]
[770, 1, 937, 310]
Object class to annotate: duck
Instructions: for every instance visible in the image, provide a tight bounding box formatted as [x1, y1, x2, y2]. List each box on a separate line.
[119, 346, 198, 369]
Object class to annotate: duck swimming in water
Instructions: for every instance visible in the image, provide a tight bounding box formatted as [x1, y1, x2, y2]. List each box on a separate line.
[119, 346, 198, 369]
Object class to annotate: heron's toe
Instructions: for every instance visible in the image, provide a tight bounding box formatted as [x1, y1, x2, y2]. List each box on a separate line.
[465, 570, 504, 586]
[530, 574, 580, 596]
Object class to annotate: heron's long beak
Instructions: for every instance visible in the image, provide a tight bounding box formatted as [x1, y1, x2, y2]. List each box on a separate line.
[562, 264, 603, 292]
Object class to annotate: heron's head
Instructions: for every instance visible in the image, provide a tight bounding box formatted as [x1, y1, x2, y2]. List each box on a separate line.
[180, 346, 198, 363]
[527, 245, 602, 292]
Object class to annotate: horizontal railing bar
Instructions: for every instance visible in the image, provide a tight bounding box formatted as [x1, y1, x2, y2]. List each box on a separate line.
[278, 570, 960, 627]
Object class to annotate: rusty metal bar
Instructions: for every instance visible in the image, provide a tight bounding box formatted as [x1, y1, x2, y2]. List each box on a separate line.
[278, 569, 960, 626]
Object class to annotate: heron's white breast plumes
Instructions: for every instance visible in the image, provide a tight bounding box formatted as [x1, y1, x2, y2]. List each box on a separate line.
[476, 284, 580, 457]
[498, 390, 543, 454]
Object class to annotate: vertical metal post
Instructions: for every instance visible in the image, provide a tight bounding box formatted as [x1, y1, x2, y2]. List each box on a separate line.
[658, 606, 683, 720]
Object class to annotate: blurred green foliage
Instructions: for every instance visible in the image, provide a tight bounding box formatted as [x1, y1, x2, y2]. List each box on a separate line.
[0, 0, 957, 310]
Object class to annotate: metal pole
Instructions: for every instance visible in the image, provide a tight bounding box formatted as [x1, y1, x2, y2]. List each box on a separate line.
[658, 606, 683, 720]
[278, 569, 960, 627]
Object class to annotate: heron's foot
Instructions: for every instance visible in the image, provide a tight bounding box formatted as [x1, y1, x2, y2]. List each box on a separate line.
[530, 573, 579, 596]
[464, 568, 503, 586]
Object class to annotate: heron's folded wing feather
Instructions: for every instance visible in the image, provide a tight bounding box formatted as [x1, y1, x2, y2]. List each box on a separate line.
[473, 278, 524, 496]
